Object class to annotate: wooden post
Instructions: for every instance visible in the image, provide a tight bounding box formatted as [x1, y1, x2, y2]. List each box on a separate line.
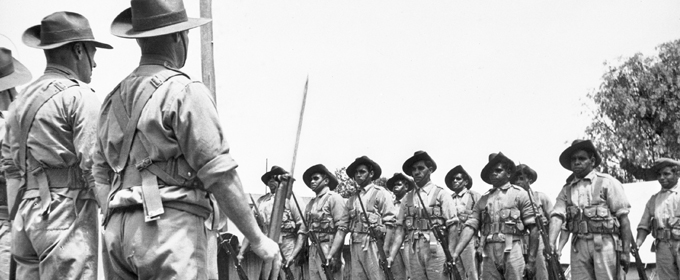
[200, 0, 216, 101]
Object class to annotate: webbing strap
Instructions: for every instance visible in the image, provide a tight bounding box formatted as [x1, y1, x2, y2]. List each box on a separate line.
[566, 175, 604, 207]
[428, 187, 442, 207]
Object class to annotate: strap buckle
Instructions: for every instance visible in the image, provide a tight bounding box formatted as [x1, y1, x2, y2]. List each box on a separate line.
[135, 158, 153, 171]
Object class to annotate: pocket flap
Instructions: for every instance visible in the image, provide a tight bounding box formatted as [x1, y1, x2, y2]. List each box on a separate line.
[584, 206, 597, 218]
[500, 209, 511, 219]
[596, 206, 610, 218]
[510, 209, 521, 220]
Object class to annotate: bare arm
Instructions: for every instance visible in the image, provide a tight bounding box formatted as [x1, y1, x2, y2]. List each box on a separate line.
[452, 226, 476, 261]
[549, 216, 564, 254]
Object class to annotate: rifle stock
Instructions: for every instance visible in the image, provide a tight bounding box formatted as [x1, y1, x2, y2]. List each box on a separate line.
[414, 188, 462, 280]
[249, 194, 294, 279]
[524, 186, 566, 280]
[355, 191, 394, 280]
[217, 232, 250, 280]
[291, 190, 335, 280]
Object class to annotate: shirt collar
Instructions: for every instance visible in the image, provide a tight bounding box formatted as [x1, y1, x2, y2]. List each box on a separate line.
[44, 63, 78, 80]
[315, 187, 329, 198]
[454, 188, 469, 197]
[417, 181, 435, 195]
[661, 182, 680, 193]
[569, 170, 597, 186]
[360, 183, 375, 195]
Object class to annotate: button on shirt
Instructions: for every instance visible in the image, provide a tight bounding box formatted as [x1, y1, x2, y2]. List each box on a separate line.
[465, 182, 536, 231]
[2, 64, 99, 195]
[638, 182, 680, 233]
[551, 170, 630, 221]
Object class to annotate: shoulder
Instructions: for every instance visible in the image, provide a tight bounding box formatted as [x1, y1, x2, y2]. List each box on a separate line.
[594, 171, 620, 183]
[469, 189, 482, 196]
[434, 184, 453, 197]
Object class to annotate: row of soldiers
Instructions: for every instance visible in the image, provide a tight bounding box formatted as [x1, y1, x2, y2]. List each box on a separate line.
[243, 141, 680, 280]
[0, 0, 286, 279]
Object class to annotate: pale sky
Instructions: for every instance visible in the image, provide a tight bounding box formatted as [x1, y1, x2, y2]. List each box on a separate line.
[1, 0, 679, 203]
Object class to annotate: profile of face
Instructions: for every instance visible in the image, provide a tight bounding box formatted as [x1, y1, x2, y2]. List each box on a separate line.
[513, 173, 531, 190]
[392, 180, 409, 197]
[177, 30, 189, 68]
[570, 150, 595, 178]
[658, 166, 679, 189]
[309, 172, 328, 193]
[74, 42, 97, 83]
[411, 160, 431, 187]
[450, 173, 467, 193]
[267, 177, 279, 193]
[353, 164, 373, 188]
[489, 163, 510, 187]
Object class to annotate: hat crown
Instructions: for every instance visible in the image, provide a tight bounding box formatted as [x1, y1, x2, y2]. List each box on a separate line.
[488, 153, 498, 161]
[0, 48, 15, 78]
[39, 11, 94, 45]
[131, 0, 189, 32]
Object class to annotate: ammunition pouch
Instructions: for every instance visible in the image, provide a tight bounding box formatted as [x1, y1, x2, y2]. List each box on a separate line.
[348, 209, 383, 233]
[652, 217, 680, 241]
[403, 205, 446, 232]
[281, 210, 297, 233]
[481, 208, 525, 236]
[566, 205, 619, 235]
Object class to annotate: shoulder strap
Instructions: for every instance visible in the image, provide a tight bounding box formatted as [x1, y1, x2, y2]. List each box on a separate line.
[468, 191, 477, 210]
[18, 79, 77, 172]
[429, 186, 442, 207]
[592, 175, 604, 205]
[365, 187, 380, 213]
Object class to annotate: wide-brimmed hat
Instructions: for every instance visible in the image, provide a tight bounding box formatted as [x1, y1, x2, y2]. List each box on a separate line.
[261, 165, 288, 185]
[480, 152, 516, 185]
[650, 158, 680, 174]
[445, 165, 473, 190]
[111, 0, 211, 38]
[559, 139, 601, 171]
[402, 150, 437, 175]
[23, 11, 112, 50]
[0, 48, 32, 92]
[513, 164, 538, 184]
[346, 156, 382, 180]
[386, 173, 415, 192]
[303, 164, 338, 190]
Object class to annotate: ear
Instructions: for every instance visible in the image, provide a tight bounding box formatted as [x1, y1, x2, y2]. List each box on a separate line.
[173, 32, 182, 43]
[72, 42, 84, 59]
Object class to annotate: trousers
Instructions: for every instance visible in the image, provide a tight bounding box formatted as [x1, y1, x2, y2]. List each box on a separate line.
[481, 239, 525, 280]
[406, 235, 448, 280]
[350, 235, 384, 280]
[656, 239, 680, 280]
[570, 234, 624, 280]
[309, 241, 343, 280]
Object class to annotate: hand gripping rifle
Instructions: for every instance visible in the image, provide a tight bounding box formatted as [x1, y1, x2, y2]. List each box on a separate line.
[355, 190, 394, 280]
[217, 232, 250, 280]
[414, 189, 462, 280]
[291, 192, 335, 280]
[523, 186, 566, 280]
[249, 195, 294, 280]
[630, 242, 649, 280]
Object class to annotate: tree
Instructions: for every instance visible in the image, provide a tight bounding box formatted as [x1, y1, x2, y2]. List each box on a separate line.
[585, 39, 680, 182]
[334, 167, 387, 198]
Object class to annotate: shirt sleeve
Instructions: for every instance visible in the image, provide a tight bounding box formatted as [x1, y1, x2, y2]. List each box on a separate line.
[1, 108, 19, 180]
[70, 87, 101, 189]
[378, 188, 397, 227]
[550, 185, 569, 220]
[517, 189, 536, 226]
[440, 190, 458, 228]
[330, 193, 348, 230]
[465, 195, 484, 231]
[603, 176, 631, 217]
[637, 195, 655, 232]
[395, 198, 406, 226]
[539, 192, 554, 218]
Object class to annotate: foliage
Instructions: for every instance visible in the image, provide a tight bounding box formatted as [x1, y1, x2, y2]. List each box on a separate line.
[585, 39, 680, 182]
[334, 167, 387, 198]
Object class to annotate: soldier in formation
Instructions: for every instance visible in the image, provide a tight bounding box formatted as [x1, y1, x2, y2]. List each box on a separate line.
[385, 172, 413, 280]
[446, 165, 481, 280]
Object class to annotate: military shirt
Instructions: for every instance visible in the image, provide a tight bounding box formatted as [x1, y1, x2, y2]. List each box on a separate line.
[465, 182, 536, 231]
[452, 188, 482, 226]
[341, 183, 397, 227]
[551, 170, 630, 220]
[256, 192, 303, 237]
[93, 58, 237, 212]
[638, 182, 680, 233]
[299, 188, 347, 235]
[2, 64, 99, 196]
[396, 181, 458, 230]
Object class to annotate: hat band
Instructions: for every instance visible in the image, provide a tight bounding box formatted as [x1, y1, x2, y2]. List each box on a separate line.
[0, 62, 14, 79]
[41, 28, 94, 45]
[132, 10, 188, 32]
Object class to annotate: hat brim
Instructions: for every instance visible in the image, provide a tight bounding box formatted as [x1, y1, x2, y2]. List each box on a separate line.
[303, 164, 338, 191]
[481, 154, 516, 185]
[402, 153, 437, 175]
[0, 58, 32, 92]
[347, 158, 382, 180]
[559, 142, 602, 171]
[23, 25, 112, 50]
[111, 8, 211, 39]
[261, 166, 287, 185]
[445, 166, 472, 190]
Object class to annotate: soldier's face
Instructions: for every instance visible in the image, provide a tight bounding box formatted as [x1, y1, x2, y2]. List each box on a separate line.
[450, 173, 467, 192]
[309, 173, 328, 192]
[658, 166, 679, 189]
[353, 164, 373, 188]
[514, 173, 531, 189]
[392, 180, 408, 197]
[570, 150, 594, 177]
[489, 163, 510, 187]
[411, 161, 431, 187]
[267, 177, 278, 193]
[75, 42, 97, 84]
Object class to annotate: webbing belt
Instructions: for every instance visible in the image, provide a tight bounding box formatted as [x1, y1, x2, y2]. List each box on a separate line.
[15, 79, 77, 217]
[106, 69, 186, 223]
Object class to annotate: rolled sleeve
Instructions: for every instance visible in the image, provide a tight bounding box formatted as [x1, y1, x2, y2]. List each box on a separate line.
[1, 109, 19, 180]
[464, 196, 484, 231]
[440, 192, 459, 228]
[517, 190, 536, 226]
[637, 196, 655, 232]
[395, 200, 406, 226]
[378, 189, 397, 227]
[550, 186, 569, 221]
[604, 177, 631, 217]
[329, 193, 347, 230]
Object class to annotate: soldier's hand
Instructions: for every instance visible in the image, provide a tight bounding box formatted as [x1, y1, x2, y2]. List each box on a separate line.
[329, 256, 342, 272]
[620, 253, 630, 273]
[236, 253, 244, 265]
[450, 252, 459, 264]
[386, 257, 393, 268]
[250, 237, 282, 280]
[525, 262, 536, 279]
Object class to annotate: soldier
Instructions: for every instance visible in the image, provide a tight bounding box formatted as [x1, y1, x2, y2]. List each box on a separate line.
[636, 158, 680, 279]
[511, 164, 553, 280]
[239, 166, 304, 279]
[452, 152, 538, 280]
[2, 11, 111, 279]
[329, 156, 396, 280]
[385, 173, 413, 280]
[292, 164, 345, 280]
[0, 47, 32, 279]
[445, 165, 481, 280]
[93, 0, 280, 279]
[548, 140, 631, 280]
[388, 150, 458, 280]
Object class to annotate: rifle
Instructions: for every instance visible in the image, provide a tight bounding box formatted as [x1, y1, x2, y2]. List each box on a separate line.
[354, 190, 394, 280]
[249, 195, 294, 280]
[523, 186, 566, 280]
[414, 188, 462, 280]
[217, 232, 250, 280]
[630, 242, 649, 280]
[291, 191, 335, 280]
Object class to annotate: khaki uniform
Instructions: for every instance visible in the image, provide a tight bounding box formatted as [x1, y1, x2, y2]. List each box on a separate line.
[551, 170, 630, 280]
[93, 61, 236, 279]
[299, 188, 346, 280]
[0, 111, 11, 279]
[389, 198, 410, 280]
[523, 190, 553, 280]
[452, 188, 481, 280]
[341, 184, 396, 280]
[638, 182, 680, 279]
[396, 181, 457, 280]
[2, 65, 100, 280]
[256, 193, 303, 278]
[465, 183, 536, 280]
